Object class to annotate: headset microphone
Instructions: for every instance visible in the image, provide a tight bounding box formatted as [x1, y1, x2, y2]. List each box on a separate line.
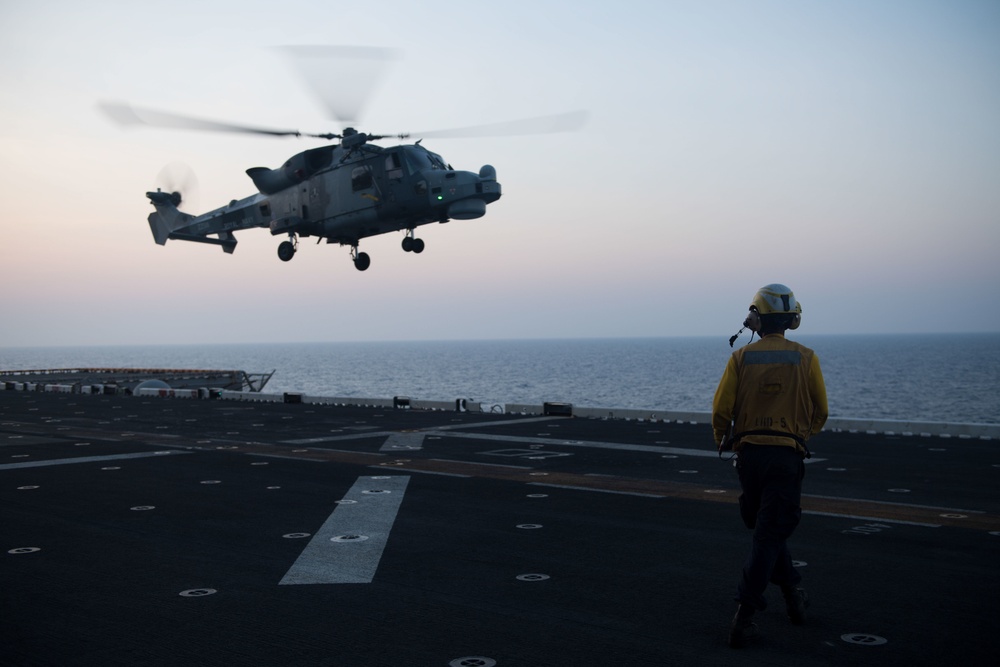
[729, 312, 759, 347]
[728, 326, 746, 347]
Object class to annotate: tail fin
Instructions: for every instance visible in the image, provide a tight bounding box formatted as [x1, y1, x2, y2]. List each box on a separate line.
[146, 191, 194, 245]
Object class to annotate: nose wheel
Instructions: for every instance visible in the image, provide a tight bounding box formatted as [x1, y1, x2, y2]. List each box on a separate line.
[402, 231, 425, 254]
[277, 235, 297, 262]
[351, 246, 371, 271]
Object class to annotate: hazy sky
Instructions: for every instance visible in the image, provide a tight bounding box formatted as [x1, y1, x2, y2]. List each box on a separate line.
[1, 0, 998, 347]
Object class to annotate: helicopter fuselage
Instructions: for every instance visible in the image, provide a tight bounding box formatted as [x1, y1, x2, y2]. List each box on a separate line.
[146, 141, 501, 270]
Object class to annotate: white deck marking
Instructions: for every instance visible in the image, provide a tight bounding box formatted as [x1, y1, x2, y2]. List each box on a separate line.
[0, 450, 189, 470]
[804, 510, 941, 527]
[432, 416, 562, 430]
[281, 432, 393, 445]
[280, 417, 560, 447]
[528, 482, 665, 498]
[421, 431, 822, 461]
[280, 475, 410, 585]
[277, 418, 825, 462]
[380, 432, 427, 452]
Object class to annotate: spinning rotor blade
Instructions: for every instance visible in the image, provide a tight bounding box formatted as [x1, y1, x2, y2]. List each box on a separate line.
[277, 45, 398, 125]
[155, 162, 199, 213]
[99, 101, 304, 137]
[407, 110, 589, 139]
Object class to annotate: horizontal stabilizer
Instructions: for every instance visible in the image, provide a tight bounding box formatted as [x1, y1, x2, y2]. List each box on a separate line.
[168, 231, 238, 253]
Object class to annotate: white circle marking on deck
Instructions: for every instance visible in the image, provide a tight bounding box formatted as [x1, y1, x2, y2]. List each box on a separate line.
[840, 633, 887, 646]
[450, 658, 497, 667]
[179, 588, 217, 597]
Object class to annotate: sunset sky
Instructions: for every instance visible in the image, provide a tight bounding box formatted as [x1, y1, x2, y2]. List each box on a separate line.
[1, 0, 998, 347]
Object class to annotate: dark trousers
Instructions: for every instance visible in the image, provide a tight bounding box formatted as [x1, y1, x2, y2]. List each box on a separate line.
[735, 444, 805, 611]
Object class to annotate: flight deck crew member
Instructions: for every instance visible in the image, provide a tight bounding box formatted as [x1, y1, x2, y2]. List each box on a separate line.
[712, 284, 828, 648]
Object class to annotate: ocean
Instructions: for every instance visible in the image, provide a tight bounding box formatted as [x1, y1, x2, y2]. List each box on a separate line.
[1, 334, 998, 424]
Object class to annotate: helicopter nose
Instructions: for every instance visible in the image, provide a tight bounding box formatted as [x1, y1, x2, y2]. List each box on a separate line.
[426, 167, 501, 217]
[448, 199, 487, 219]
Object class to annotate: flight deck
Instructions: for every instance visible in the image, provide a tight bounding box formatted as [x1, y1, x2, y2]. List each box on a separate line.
[2, 389, 997, 666]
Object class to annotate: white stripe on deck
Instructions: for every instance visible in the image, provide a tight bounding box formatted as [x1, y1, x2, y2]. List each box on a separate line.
[379, 432, 426, 452]
[280, 475, 410, 585]
[0, 450, 189, 470]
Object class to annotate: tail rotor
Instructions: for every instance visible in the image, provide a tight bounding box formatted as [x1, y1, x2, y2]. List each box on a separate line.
[155, 162, 199, 213]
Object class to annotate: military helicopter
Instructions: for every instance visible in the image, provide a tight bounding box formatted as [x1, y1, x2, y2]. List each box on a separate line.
[101, 47, 585, 271]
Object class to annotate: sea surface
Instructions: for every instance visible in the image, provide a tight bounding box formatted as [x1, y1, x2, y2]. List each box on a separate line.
[2, 334, 998, 424]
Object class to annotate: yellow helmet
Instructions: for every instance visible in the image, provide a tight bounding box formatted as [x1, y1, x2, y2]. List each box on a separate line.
[746, 283, 801, 331]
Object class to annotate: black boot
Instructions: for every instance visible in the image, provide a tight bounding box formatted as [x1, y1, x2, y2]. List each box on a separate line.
[728, 605, 758, 648]
[782, 586, 809, 625]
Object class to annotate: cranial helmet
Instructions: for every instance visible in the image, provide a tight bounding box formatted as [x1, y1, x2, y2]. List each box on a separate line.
[745, 283, 802, 331]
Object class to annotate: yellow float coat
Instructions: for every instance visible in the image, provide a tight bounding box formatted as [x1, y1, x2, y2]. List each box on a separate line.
[713, 333, 828, 453]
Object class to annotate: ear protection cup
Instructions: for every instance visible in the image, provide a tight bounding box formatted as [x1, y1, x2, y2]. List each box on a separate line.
[743, 307, 801, 332]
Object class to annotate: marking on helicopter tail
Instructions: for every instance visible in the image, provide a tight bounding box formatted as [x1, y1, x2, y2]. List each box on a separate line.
[280, 475, 409, 585]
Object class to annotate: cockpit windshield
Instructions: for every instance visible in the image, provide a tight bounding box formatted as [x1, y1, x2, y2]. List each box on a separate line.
[424, 149, 449, 170]
[401, 145, 451, 174]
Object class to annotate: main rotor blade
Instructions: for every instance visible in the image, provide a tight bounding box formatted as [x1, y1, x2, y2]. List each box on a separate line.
[99, 101, 303, 137]
[276, 45, 398, 125]
[408, 110, 589, 139]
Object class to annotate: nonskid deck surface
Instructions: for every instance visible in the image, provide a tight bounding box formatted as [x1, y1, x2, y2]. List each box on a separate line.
[1, 391, 997, 666]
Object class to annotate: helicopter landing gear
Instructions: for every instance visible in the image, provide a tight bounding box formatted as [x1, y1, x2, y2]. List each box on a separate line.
[351, 246, 371, 271]
[277, 236, 297, 262]
[401, 231, 425, 254]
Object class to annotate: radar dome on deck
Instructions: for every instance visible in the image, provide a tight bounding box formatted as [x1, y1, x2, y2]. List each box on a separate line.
[134, 379, 171, 391]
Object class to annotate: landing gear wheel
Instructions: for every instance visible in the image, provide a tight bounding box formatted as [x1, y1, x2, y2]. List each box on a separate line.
[354, 252, 371, 271]
[277, 241, 296, 262]
[411, 238, 425, 254]
[402, 236, 414, 252]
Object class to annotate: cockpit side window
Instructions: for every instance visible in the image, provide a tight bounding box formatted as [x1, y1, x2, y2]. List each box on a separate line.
[385, 152, 403, 181]
[351, 166, 373, 191]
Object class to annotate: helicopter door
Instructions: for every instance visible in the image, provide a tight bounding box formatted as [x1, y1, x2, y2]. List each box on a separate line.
[330, 163, 379, 220]
[351, 165, 374, 192]
[378, 150, 413, 216]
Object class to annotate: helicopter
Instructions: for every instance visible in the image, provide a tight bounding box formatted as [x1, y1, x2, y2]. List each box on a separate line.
[100, 47, 585, 271]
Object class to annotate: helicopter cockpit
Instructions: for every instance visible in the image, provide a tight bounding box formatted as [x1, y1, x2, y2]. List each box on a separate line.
[399, 145, 452, 174]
